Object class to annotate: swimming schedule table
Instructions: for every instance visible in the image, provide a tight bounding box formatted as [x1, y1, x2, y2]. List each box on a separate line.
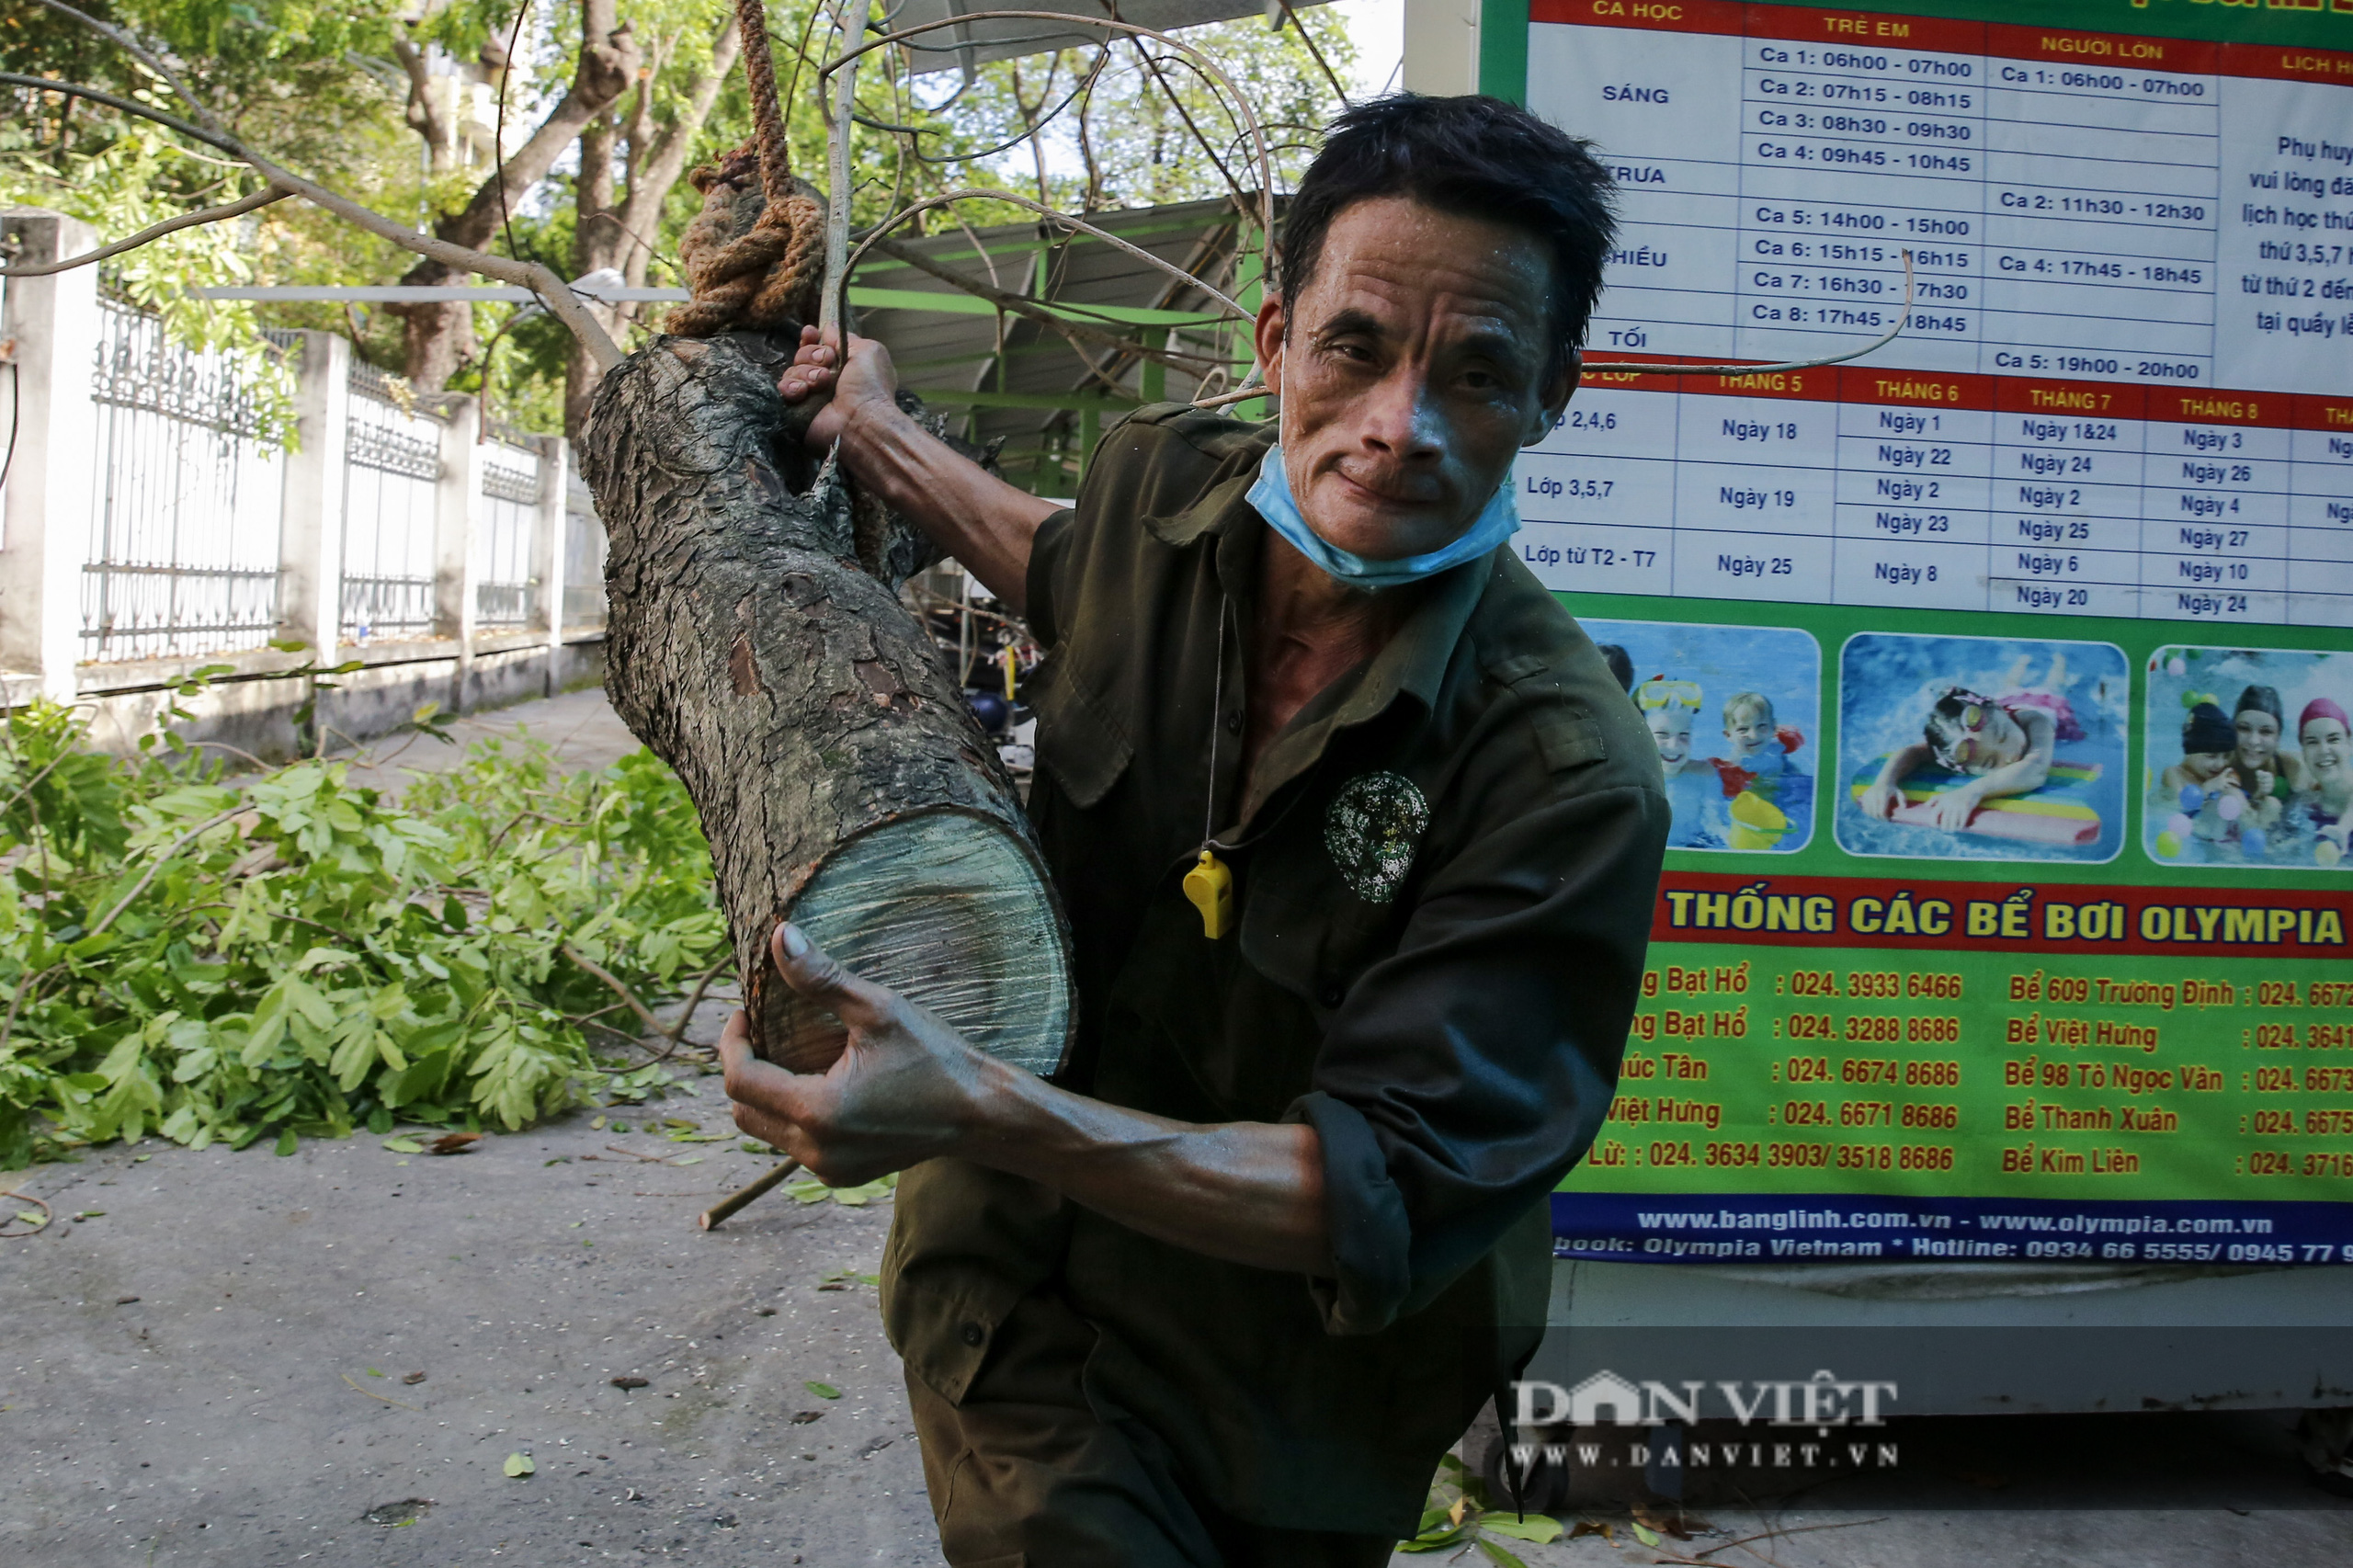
[1517, 1, 2353, 626]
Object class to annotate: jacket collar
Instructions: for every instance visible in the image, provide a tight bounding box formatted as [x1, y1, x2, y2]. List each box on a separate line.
[1171, 460, 1494, 832]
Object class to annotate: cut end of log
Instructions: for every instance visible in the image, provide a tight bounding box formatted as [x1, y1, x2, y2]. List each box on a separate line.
[762, 808, 1073, 1077]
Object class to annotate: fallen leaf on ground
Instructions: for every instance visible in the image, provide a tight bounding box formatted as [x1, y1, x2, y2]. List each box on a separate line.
[610, 1376, 649, 1390]
[402, 1372, 426, 1384]
[115, 1296, 140, 1305]
[427, 1132, 480, 1156]
[1484, 1514, 1564, 1544]
[790, 1410, 824, 1425]
[1568, 1520, 1614, 1540]
[1632, 1505, 1693, 1540]
[1631, 1519, 1662, 1548]
[804, 1381, 841, 1400]
[381, 1138, 424, 1153]
[502, 1452, 535, 1478]
[73, 1210, 104, 1220]
[366, 1368, 384, 1378]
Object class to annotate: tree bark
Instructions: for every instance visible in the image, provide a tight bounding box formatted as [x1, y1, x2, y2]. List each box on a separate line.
[577, 332, 1074, 1076]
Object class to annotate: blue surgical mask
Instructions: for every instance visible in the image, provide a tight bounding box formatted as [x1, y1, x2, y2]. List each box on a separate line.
[1245, 444, 1520, 590]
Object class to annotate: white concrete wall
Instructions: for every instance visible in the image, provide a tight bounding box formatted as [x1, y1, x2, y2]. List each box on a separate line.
[0, 210, 608, 758]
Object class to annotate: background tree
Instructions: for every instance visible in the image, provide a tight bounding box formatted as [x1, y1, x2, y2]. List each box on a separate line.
[4, 0, 1356, 430]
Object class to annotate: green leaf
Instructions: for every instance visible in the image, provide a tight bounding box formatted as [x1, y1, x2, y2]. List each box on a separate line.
[1483, 1515, 1564, 1544]
[803, 1381, 841, 1400]
[383, 1138, 425, 1153]
[1473, 1540, 1529, 1568]
[502, 1452, 535, 1478]
[1396, 1525, 1468, 1553]
[1631, 1521, 1663, 1548]
[274, 1128, 299, 1156]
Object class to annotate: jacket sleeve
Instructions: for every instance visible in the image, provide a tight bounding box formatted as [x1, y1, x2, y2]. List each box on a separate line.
[1283, 778, 1669, 1335]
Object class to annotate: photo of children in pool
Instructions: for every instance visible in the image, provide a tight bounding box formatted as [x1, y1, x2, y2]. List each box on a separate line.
[1583, 619, 1819, 853]
[2143, 646, 2353, 870]
[1837, 632, 2128, 864]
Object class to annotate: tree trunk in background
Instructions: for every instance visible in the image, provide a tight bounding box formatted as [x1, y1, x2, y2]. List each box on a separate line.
[564, 19, 742, 437]
[393, 0, 641, 392]
[577, 333, 1074, 1076]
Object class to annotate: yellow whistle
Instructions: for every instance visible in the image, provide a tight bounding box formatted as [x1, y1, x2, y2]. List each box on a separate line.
[1182, 849, 1233, 939]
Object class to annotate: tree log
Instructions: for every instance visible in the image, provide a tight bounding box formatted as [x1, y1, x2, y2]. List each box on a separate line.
[578, 332, 1073, 1076]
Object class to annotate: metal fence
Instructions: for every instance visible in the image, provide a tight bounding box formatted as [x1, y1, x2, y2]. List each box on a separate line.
[563, 477, 607, 631]
[340, 363, 443, 642]
[475, 432, 540, 630]
[80, 301, 290, 661]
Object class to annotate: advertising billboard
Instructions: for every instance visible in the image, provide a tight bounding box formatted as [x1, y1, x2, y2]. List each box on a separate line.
[1500, 0, 2353, 1264]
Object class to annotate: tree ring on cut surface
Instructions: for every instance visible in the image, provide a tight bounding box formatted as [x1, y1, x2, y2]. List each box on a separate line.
[770, 807, 1073, 1076]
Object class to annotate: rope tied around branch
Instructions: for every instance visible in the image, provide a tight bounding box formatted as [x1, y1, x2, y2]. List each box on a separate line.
[669, 0, 824, 337]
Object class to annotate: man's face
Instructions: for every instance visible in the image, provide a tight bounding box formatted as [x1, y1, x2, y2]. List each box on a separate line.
[1256, 197, 1574, 563]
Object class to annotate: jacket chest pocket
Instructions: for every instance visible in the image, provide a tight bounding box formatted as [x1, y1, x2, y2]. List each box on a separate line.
[1029, 660, 1133, 809]
[1242, 840, 1415, 1016]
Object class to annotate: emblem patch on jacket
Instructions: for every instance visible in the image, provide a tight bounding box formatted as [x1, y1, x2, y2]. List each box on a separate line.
[1324, 772, 1430, 904]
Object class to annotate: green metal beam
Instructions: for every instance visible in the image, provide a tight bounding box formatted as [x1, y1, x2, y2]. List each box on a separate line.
[852, 212, 1229, 278]
[848, 286, 1222, 329]
[908, 388, 1142, 412]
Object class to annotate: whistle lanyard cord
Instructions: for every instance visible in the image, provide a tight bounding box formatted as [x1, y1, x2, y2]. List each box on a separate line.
[1203, 593, 1230, 853]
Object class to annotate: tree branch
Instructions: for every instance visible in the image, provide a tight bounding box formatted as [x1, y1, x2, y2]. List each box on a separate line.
[0, 186, 291, 277]
[0, 71, 624, 369]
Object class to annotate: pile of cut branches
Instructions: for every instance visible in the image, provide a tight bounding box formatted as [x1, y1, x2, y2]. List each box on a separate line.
[0, 700, 725, 1169]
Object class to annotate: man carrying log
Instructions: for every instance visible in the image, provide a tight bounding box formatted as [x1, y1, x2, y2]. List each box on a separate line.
[717, 95, 1668, 1565]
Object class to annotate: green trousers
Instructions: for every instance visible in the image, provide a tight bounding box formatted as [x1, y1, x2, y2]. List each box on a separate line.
[906, 1289, 1398, 1568]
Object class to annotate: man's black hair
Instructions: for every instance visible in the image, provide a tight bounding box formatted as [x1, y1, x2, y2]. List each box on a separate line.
[1280, 94, 1618, 384]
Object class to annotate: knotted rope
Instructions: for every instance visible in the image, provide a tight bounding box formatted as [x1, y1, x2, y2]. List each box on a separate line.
[669, 0, 824, 336]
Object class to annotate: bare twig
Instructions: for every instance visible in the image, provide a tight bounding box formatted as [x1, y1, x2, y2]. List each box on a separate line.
[1275, 0, 1353, 109]
[699, 1159, 803, 1230]
[1689, 1516, 1889, 1561]
[823, 14, 1276, 244]
[604, 1142, 688, 1164]
[0, 1190, 53, 1236]
[0, 186, 292, 277]
[642, 954, 732, 1063]
[560, 942, 664, 1034]
[843, 189, 1248, 326]
[341, 1372, 421, 1410]
[87, 806, 247, 940]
